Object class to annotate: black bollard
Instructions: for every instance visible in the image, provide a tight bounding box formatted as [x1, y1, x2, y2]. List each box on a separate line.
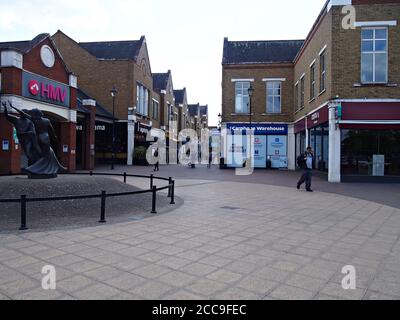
[170, 180, 176, 205]
[151, 186, 157, 214]
[168, 177, 172, 198]
[99, 191, 107, 223]
[19, 195, 28, 231]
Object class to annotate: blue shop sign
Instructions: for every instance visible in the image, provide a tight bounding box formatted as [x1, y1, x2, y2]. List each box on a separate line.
[226, 123, 288, 135]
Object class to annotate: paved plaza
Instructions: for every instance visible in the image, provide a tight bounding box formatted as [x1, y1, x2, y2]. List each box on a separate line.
[1, 166, 400, 300]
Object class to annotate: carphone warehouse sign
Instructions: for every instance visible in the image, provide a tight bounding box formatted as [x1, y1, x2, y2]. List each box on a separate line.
[226, 123, 288, 135]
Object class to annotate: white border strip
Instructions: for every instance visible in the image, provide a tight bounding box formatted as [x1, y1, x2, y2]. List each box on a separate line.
[231, 79, 255, 82]
[355, 20, 397, 27]
[336, 98, 400, 103]
[262, 78, 286, 82]
[309, 59, 316, 68]
[340, 120, 400, 125]
[319, 44, 327, 56]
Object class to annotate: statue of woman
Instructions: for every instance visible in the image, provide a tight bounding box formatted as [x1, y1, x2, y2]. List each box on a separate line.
[2, 102, 66, 177]
[2, 101, 41, 164]
[24, 108, 67, 177]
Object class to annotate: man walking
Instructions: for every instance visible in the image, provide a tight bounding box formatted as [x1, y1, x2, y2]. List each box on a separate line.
[297, 146, 314, 192]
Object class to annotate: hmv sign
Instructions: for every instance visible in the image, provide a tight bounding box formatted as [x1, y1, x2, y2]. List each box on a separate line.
[22, 71, 70, 108]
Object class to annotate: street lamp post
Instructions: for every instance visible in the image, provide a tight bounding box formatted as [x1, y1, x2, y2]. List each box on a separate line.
[217, 113, 222, 131]
[248, 85, 254, 128]
[248, 85, 255, 168]
[110, 86, 118, 170]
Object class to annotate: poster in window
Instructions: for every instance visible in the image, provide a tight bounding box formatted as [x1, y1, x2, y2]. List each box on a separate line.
[227, 134, 246, 168]
[267, 136, 287, 168]
[254, 136, 267, 168]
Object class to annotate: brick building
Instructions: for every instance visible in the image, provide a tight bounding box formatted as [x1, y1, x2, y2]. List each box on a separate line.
[152, 70, 179, 162]
[52, 31, 159, 166]
[221, 38, 303, 169]
[188, 103, 209, 136]
[222, 0, 400, 182]
[173, 88, 191, 132]
[0, 34, 78, 174]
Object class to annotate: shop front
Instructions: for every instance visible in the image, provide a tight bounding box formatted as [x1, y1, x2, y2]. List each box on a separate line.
[294, 105, 329, 173]
[339, 102, 400, 182]
[224, 123, 288, 169]
[0, 35, 77, 174]
[94, 121, 127, 165]
[134, 122, 152, 165]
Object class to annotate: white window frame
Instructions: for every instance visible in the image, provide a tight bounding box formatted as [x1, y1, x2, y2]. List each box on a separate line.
[234, 81, 250, 114]
[310, 62, 316, 100]
[136, 83, 149, 116]
[152, 99, 159, 120]
[361, 26, 388, 84]
[266, 81, 282, 114]
[294, 82, 299, 112]
[300, 75, 305, 108]
[319, 50, 326, 93]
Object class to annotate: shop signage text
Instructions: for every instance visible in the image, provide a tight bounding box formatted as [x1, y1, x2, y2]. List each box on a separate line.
[28, 79, 67, 103]
[311, 112, 320, 123]
[76, 125, 106, 131]
[226, 123, 288, 135]
[307, 106, 328, 129]
[22, 71, 70, 108]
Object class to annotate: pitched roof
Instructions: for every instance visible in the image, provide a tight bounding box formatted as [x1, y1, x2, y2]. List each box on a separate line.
[76, 88, 115, 120]
[222, 38, 304, 65]
[188, 104, 200, 117]
[79, 36, 145, 61]
[153, 71, 171, 92]
[199, 105, 208, 117]
[0, 33, 49, 53]
[173, 89, 186, 105]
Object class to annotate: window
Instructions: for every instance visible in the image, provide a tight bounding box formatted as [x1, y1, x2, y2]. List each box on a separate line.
[294, 83, 299, 112]
[361, 27, 388, 83]
[152, 100, 159, 120]
[300, 76, 305, 108]
[136, 83, 149, 116]
[235, 82, 250, 114]
[310, 63, 316, 100]
[266, 81, 281, 114]
[320, 50, 326, 92]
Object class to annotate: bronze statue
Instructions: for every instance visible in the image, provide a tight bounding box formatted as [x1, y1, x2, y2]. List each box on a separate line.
[2, 101, 67, 178]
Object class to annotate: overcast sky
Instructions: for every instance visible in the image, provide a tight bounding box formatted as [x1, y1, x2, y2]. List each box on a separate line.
[0, 0, 326, 125]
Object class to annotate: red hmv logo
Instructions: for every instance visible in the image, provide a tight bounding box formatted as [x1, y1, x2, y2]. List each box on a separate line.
[27, 79, 67, 103]
[28, 80, 40, 96]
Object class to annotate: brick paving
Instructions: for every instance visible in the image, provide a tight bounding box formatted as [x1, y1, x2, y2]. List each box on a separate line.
[1, 166, 400, 300]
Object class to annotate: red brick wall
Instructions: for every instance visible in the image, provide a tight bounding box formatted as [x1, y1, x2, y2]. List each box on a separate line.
[0, 67, 22, 95]
[0, 115, 21, 174]
[23, 38, 69, 85]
